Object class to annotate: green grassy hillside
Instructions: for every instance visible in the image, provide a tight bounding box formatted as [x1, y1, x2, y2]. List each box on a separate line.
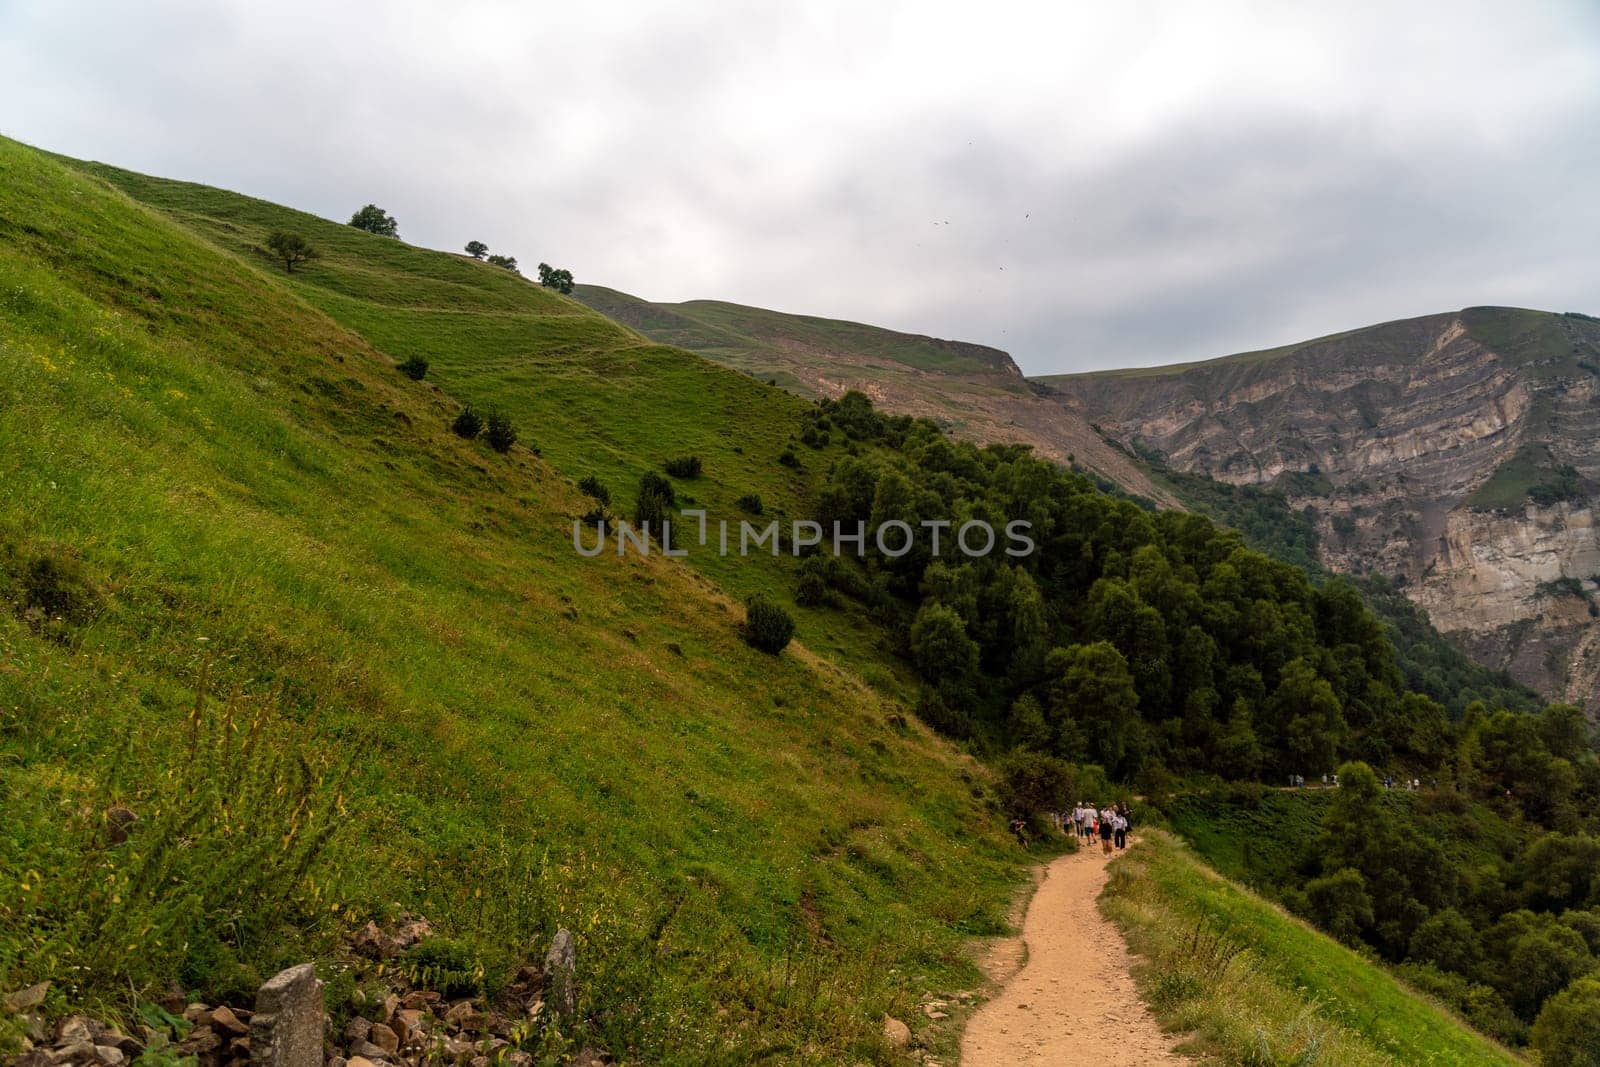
[1041, 306, 1600, 385]
[0, 137, 1022, 1062]
[1104, 831, 1521, 1065]
[573, 286, 1022, 382]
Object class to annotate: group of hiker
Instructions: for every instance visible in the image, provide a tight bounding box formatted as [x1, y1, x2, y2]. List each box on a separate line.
[1067, 802, 1131, 853]
[1007, 803, 1134, 852]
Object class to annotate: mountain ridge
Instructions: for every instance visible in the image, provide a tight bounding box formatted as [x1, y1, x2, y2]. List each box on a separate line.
[1044, 305, 1600, 710]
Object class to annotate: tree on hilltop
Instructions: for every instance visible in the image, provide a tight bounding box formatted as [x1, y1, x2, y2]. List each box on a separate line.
[465, 240, 488, 259]
[486, 254, 519, 273]
[537, 262, 575, 294]
[264, 231, 318, 274]
[349, 204, 399, 237]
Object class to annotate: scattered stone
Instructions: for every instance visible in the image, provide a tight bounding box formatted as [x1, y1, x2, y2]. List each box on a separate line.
[101, 1031, 143, 1057]
[210, 1006, 249, 1037]
[4, 981, 50, 1013]
[351, 923, 397, 960]
[391, 1009, 424, 1043]
[55, 1018, 93, 1045]
[182, 1003, 212, 1025]
[93, 1044, 125, 1066]
[380, 994, 399, 1022]
[104, 806, 139, 845]
[249, 963, 324, 1067]
[543, 929, 576, 1018]
[343, 1018, 372, 1045]
[390, 918, 433, 951]
[367, 1023, 399, 1055]
[175, 1027, 220, 1056]
[49, 1039, 97, 1064]
[882, 1015, 911, 1048]
[442, 1001, 478, 1028]
[347, 1058, 381, 1067]
[348, 1039, 390, 1061]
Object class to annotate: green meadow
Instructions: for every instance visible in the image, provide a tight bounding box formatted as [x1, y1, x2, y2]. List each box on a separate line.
[1103, 831, 1521, 1066]
[0, 137, 1020, 1063]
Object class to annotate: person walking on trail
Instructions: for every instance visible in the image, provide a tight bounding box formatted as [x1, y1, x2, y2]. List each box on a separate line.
[1113, 810, 1128, 850]
[1098, 807, 1114, 854]
[1009, 817, 1029, 849]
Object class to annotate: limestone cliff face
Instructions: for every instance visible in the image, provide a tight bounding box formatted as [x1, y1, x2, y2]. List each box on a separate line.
[1045, 307, 1600, 709]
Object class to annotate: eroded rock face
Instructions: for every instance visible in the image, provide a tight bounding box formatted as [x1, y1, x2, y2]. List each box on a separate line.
[1047, 307, 1600, 710]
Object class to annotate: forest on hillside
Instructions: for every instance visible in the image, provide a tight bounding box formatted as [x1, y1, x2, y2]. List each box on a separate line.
[756, 391, 1600, 1053]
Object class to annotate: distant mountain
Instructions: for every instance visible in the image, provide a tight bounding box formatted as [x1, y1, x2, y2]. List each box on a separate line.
[572, 285, 1177, 505]
[1044, 307, 1600, 709]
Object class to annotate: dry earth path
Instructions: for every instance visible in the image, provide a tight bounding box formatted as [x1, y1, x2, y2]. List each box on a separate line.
[961, 838, 1185, 1065]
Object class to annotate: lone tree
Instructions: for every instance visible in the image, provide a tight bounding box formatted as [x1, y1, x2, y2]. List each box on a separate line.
[349, 204, 399, 237]
[486, 254, 519, 273]
[451, 406, 484, 440]
[264, 231, 318, 274]
[485, 410, 517, 453]
[537, 263, 575, 294]
[465, 240, 488, 259]
[741, 595, 794, 655]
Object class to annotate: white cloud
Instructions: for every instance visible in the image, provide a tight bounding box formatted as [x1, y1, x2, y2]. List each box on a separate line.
[2, 0, 1596, 371]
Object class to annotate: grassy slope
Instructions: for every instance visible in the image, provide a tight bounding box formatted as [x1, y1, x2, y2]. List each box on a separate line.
[573, 286, 1020, 380]
[0, 138, 1021, 1062]
[77, 158, 919, 699]
[1103, 832, 1521, 1066]
[1040, 306, 1598, 385]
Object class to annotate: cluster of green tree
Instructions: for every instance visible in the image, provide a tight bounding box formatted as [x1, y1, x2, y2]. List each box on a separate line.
[1147, 456, 1541, 716]
[788, 392, 1464, 783]
[348, 204, 399, 238]
[450, 405, 519, 453]
[1153, 464, 1321, 573]
[1282, 730, 1600, 1055]
[1529, 463, 1586, 506]
[537, 262, 574, 294]
[1354, 575, 1541, 714]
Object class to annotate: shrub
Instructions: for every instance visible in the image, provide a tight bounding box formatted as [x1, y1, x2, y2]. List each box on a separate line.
[1532, 976, 1600, 1066]
[795, 556, 833, 607]
[663, 455, 702, 478]
[485, 411, 517, 453]
[397, 355, 428, 381]
[777, 448, 801, 469]
[577, 476, 611, 506]
[1304, 867, 1374, 946]
[451, 407, 483, 440]
[401, 937, 485, 1000]
[996, 750, 1074, 818]
[635, 471, 677, 533]
[741, 595, 794, 654]
[486, 254, 519, 273]
[735, 493, 763, 515]
[21, 552, 100, 622]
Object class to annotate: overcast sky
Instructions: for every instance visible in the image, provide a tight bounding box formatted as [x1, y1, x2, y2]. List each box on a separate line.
[3, 2, 1597, 373]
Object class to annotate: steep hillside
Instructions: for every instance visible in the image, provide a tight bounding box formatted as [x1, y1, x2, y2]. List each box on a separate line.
[0, 138, 1023, 1062]
[1045, 308, 1600, 710]
[573, 285, 1175, 505]
[1103, 831, 1521, 1065]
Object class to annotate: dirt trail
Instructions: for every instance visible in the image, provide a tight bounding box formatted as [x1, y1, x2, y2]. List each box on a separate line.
[961, 839, 1185, 1066]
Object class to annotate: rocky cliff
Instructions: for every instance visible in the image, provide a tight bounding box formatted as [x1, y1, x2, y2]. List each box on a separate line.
[1045, 307, 1600, 709]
